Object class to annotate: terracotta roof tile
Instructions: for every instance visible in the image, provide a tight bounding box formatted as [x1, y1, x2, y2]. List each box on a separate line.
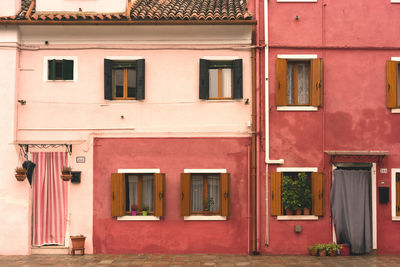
[0, 0, 252, 21]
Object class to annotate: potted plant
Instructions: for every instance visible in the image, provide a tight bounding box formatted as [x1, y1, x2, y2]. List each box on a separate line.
[131, 204, 138, 216]
[326, 243, 341, 256]
[298, 172, 312, 215]
[282, 176, 301, 215]
[317, 244, 327, 257]
[142, 205, 149, 216]
[15, 167, 27, 181]
[70, 235, 86, 255]
[204, 197, 215, 214]
[307, 244, 318, 256]
[61, 166, 72, 181]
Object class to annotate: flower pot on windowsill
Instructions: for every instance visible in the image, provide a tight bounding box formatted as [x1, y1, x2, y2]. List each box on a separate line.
[285, 209, 293, 215]
[131, 211, 137, 216]
[295, 208, 302, 215]
[142, 211, 148, 216]
[303, 208, 311, 215]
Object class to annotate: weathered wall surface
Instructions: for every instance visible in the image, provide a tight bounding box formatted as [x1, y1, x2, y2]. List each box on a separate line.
[263, 0, 400, 255]
[93, 137, 251, 254]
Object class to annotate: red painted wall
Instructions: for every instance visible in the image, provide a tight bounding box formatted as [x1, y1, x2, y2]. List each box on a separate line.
[260, 0, 400, 255]
[93, 137, 251, 254]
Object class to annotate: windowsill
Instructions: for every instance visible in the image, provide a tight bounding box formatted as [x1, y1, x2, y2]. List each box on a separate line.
[392, 217, 400, 221]
[117, 215, 160, 221]
[202, 99, 243, 102]
[277, 215, 318, 221]
[45, 80, 75, 82]
[184, 215, 227, 221]
[277, 0, 317, 2]
[391, 0, 400, 3]
[277, 106, 318, 111]
[391, 108, 400, 113]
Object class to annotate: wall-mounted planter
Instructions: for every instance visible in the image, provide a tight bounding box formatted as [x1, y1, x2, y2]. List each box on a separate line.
[15, 167, 27, 182]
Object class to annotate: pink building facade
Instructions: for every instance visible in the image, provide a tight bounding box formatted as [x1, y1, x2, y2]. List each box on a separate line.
[262, 0, 400, 255]
[0, 0, 258, 255]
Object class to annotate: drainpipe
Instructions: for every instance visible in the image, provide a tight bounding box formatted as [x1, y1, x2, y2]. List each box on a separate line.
[251, 24, 258, 255]
[263, 0, 285, 247]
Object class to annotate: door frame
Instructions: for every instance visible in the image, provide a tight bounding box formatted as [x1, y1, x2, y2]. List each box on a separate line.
[331, 162, 377, 250]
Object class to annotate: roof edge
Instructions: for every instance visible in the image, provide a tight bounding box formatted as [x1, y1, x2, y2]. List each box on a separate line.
[0, 19, 257, 26]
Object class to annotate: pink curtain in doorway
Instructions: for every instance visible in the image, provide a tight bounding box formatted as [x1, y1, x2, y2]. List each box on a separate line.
[32, 152, 68, 246]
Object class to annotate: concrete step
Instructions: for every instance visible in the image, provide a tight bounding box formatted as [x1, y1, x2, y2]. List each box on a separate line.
[31, 246, 69, 255]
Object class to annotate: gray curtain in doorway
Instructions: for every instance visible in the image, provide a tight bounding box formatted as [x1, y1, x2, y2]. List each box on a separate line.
[331, 169, 372, 254]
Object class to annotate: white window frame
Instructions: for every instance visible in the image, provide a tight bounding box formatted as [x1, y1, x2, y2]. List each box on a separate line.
[276, 54, 319, 111]
[389, 57, 400, 113]
[183, 168, 227, 221]
[277, 0, 317, 2]
[391, 0, 400, 3]
[276, 167, 319, 221]
[392, 168, 400, 221]
[43, 56, 78, 82]
[116, 168, 160, 221]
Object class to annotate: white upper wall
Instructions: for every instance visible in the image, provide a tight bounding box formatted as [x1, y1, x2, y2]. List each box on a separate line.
[0, 0, 21, 17]
[36, 0, 127, 13]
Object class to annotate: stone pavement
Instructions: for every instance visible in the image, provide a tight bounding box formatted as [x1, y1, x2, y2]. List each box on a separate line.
[0, 254, 400, 267]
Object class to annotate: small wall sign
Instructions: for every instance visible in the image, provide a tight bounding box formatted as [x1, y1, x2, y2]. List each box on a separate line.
[380, 168, 387, 174]
[76, 156, 85, 163]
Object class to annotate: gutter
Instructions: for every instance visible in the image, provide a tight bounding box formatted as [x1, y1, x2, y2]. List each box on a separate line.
[0, 20, 257, 26]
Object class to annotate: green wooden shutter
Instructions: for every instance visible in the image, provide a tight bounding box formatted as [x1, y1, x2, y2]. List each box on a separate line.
[136, 59, 145, 100]
[104, 59, 113, 100]
[199, 59, 210, 100]
[232, 59, 243, 99]
[48, 59, 56, 80]
[62, 60, 74, 80]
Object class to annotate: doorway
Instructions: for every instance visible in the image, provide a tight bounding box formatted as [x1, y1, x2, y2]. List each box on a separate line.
[331, 163, 377, 254]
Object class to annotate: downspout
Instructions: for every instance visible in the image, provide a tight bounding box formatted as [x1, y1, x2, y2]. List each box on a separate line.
[263, 0, 284, 247]
[251, 24, 258, 255]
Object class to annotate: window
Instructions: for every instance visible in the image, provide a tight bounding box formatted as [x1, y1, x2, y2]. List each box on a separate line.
[104, 59, 145, 100]
[276, 58, 323, 107]
[47, 59, 74, 81]
[180, 172, 230, 216]
[270, 171, 324, 216]
[199, 59, 243, 100]
[386, 60, 400, 108]
[391, 169, 400, 220]
[111, 172, 165, 217]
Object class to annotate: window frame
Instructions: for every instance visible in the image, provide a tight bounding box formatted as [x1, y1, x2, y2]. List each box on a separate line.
[104, 56, 145, 101]
[273, 167, 321, 220]
[276, 54, 322, 111]
[111, 168, 165, 221]
[124, 173, 155, 216]
[43, 56, 78, 82]
[182, 169, 230, 220]
[199, 56, 243, 101]
[111, 65, 137, 100]
[189, 173, 221, 215]
[391, 168, 400, 221]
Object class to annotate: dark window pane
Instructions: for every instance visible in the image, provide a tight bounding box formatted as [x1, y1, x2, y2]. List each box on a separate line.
[112, 69, 124, 98]
[127, 68, 136, 98]
[55, 61, 63, 80]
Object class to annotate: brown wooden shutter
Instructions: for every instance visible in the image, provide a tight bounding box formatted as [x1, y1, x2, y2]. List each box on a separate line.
[396, 173, 400, 216]
[311, 172, 324, 216]
[111, 173, 125, 217]
[154, 173, 166, 217]
[270, 172, 282, 216]
[386, 60, 398, 108]
[180, 173, 191, 216]
[310, 58, 323, 107]
[220, 173, 230, 216]
[276, 59, 287, 106]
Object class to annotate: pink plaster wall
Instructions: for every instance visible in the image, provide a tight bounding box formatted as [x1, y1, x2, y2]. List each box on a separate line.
[93, 137, 251, 254]
[262, 0, 400, 255]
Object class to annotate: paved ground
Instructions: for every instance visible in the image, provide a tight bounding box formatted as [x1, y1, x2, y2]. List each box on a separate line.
[0, 254, 399, 267]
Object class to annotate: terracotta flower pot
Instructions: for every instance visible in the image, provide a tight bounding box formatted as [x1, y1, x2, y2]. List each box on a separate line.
[329, 251, 336, 256]
[296, 208, 302, 215]
[303, 208, 310, 215]
[285, 209, 293, 215]
[15, 174, 27, 181]
[61, 173, 72, 181]
[319, 249, 326, 257]
[70, 236, 86, 250]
